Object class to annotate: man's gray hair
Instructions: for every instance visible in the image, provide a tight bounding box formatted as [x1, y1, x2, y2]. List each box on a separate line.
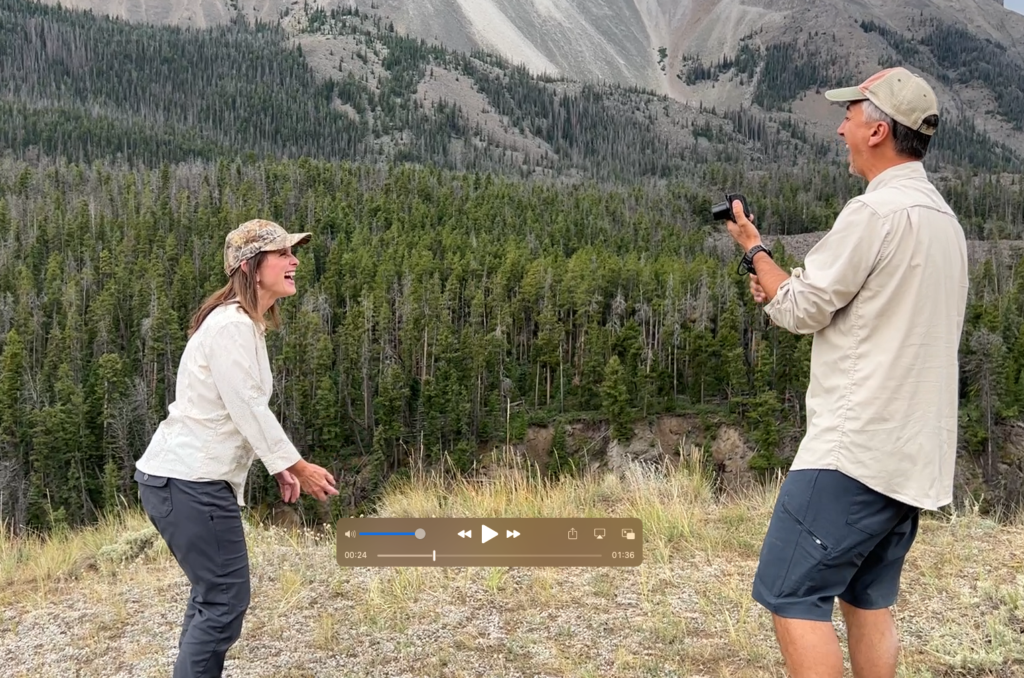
[859, 100, 935, 160]
[861, 100, 892, 127]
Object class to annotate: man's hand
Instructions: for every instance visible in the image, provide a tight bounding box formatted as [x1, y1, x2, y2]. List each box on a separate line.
[749, 274, 767, 304]
[287, 459, 339, 501]
[723, 197, 790, 303]
[274, 469, 301, 503]
[725, 199, 762, 252]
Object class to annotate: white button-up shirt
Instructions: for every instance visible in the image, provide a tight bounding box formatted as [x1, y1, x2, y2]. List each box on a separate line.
[764, 161, 969, 510]
[135, 302, 301, 505]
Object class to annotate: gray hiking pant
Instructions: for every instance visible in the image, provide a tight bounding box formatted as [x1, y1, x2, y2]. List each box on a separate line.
[135, 469, 250, 677]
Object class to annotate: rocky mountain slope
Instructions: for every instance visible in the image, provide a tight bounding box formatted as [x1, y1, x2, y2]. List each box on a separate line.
[39, 0, 1024, 154]
[352, 0, 1024, 152]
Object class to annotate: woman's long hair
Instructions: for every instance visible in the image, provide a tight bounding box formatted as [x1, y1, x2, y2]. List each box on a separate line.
[187, 251, 281, 337]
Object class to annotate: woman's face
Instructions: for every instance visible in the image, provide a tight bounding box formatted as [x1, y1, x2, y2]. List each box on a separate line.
[257, 247, 299, 301]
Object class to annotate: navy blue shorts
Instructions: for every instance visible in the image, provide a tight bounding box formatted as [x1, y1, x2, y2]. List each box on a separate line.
[752, 469, 920, 622]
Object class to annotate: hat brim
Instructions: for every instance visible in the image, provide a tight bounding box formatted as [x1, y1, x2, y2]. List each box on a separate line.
[287, 232, 312, 248]
[824, 86, 868, 102]
[264, 232, 312, 252]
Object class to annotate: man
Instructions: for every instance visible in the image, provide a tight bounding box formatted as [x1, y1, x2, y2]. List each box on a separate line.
[724, 67, 969, 677]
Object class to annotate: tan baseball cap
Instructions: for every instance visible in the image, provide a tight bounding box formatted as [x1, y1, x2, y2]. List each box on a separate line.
[825, 67, 939, 135]
[223, 219, 311, 276]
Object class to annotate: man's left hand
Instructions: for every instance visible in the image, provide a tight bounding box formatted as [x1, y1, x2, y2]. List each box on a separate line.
[726, 199, 762, 252]
[749, 274, 767, 304]
[275, 469, 301, 503]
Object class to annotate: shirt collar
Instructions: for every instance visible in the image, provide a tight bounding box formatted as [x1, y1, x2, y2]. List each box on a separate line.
[865, 160, 926, 193]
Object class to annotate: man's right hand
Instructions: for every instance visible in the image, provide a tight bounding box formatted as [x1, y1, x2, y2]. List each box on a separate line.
[750, 274, 767, 304]
[288, 459, 339, 501]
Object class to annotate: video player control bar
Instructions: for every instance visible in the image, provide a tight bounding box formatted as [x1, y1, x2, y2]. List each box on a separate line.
[335, 518, 643, 567]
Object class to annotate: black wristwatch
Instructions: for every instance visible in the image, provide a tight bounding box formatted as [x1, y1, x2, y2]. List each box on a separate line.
[738, 243, 772, 275]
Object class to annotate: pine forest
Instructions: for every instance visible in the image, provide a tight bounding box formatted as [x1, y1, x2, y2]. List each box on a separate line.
[1, 0, 1024, 533]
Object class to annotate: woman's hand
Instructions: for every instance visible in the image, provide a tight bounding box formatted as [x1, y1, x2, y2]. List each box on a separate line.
[274, 469, 301, 503]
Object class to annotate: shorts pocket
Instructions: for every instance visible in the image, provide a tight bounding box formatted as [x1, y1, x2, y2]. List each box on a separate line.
[136, 472, 173, 519]
[757, 494, 835, 600]
[764, 498, 838, 600]
[782, 498, 832, 553]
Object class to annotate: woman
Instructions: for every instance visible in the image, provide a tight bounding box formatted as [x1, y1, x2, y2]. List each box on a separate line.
[134, 218, 339, 678]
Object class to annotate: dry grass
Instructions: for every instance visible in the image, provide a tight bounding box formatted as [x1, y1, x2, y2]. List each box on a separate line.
[0, 447, 1022, 677]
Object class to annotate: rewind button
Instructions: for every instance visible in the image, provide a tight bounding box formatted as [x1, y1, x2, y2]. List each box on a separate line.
[458, 529, 472, 539]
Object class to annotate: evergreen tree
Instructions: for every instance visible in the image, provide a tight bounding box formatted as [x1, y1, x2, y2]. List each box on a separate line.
[601, 355, 632, 444]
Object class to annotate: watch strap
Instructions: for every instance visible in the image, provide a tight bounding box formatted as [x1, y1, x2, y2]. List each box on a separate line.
[738, 243, 772, 275]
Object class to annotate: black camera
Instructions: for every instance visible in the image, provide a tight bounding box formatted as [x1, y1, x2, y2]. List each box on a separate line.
[711, 193, 752, 222]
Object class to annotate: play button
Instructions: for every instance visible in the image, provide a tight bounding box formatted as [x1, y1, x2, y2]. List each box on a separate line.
[481, 524, 497, 544]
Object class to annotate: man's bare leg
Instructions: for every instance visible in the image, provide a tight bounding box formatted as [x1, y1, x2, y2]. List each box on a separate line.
[772, 615, 844, 678]
[839, 601, 899, 678]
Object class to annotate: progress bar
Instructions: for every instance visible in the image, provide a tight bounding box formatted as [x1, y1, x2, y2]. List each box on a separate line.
[379, 550, 437, 561]
[374, 553, 602, 564]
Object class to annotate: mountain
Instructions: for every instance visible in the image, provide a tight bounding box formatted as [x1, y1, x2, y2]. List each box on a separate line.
[38, 0, 1024, 157]
[348, 0, 1024, 154]
[15, 0, 1024, 183]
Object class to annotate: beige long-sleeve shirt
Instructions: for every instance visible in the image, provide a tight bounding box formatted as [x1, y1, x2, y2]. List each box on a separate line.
[135, 302, 301, 506]
[764, 161, 969, 510]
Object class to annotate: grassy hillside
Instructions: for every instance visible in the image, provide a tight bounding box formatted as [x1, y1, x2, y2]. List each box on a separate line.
[1, 452, 1022, 677]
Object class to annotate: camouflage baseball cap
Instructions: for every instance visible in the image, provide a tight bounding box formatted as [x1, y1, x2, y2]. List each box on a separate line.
[825, 67, 939, 135]
[224, 219, 311, 276]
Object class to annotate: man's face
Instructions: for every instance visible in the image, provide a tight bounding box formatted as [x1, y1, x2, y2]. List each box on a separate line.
[837, 101, 875, 178]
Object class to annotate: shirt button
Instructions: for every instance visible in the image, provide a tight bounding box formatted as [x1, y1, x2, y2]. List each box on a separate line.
[143, 474, 149, 480]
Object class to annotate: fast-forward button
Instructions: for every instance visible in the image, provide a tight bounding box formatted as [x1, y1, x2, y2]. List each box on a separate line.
[507, 530, 520, 538]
